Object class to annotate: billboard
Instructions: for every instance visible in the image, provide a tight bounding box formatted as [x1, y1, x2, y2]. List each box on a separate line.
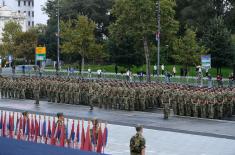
[201, 55, 211, 69]
[35, 47, 46, 61]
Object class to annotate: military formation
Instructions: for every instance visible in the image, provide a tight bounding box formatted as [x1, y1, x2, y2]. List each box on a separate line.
[0, 76, 234, 119]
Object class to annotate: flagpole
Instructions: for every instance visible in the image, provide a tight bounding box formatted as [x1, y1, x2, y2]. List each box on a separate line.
[156, 0, 161, 80]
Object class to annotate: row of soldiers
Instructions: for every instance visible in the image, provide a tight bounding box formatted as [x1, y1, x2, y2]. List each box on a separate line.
[0, 76, 234, 119]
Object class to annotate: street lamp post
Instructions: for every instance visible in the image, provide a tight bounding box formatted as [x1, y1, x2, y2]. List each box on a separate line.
[56, 0, 60, 75]
[156, 0, 161, 78]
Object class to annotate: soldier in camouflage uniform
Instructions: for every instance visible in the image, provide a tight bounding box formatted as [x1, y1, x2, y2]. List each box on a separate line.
[130, 125, 146, 155]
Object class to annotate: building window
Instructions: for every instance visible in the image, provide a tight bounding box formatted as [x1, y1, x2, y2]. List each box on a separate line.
[28, 1, 30, 6]
[18, 10, 20, 13]
[28, 11, 30, 17]
[32, 0, 34, 7]
[32, 11, 34, 17]
[18, 0, 20, 6]
[28, 21, 30, 26]
[32, 21, 34, 27]
[24, 1, 26, 6]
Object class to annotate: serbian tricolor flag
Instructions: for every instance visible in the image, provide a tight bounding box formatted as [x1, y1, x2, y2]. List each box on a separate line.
[50, 117, 56, 145]
[76, 120, 80, 143]
[83, 122, 92, 151]
[96, 126, 103, 153]
[34, 117, 39, 142]
[14, 113, 19, 136]
[0, 111, 3, 130]
[102, 124, 108, 149]
[80, 120, 85, 150]
[2, 111, 6, 137]
[23, 117, 26, 136]
[92, 125, 97, 147]
[9, 113, 14, 138]
[30, 116, 35, 141]
[70, 120, 75, 142]
[25, 118, 30, 141]
[42, 119, 47, 138]
[47, 119, 51, 138]
[17, 117, 23, 140]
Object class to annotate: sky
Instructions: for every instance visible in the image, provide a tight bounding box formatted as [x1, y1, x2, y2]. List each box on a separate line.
[34, 0, 49, 25]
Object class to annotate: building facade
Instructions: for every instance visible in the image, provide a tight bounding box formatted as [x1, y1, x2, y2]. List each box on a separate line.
[0, 4, 26, 43]
[3, 0, 34, 29]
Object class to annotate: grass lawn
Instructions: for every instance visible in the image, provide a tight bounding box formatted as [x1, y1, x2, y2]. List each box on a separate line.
[45, 64, 233, 78]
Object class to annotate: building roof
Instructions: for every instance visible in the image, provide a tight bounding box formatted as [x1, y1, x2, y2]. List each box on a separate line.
[0, 5, 25, 19]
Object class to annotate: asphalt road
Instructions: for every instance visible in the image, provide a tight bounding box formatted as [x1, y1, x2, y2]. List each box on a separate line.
[0, 98, 235, 140]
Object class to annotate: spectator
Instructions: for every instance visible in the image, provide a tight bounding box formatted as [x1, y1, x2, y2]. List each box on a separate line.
[228, 73, 234, 87]
[22, 65, 25, 75]
[207, 74, 212, 88]
[216, 74, 223, 87]
[115, 65, 118, 75]
[153, 64, 157, 76]
[88, 68, 92, 78]
[172, 66, 176, 77]
[161, 64, 165, 75]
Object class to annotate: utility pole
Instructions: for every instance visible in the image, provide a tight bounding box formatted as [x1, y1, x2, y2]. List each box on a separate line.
[56, 0, 60, 75]
[156, 0, 161, 78]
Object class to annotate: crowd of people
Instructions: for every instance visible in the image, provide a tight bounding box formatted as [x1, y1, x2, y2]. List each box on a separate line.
[0, 76, 234, 119]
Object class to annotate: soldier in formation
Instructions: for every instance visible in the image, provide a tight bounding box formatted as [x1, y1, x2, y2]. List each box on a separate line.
[0, 76, 234, 119]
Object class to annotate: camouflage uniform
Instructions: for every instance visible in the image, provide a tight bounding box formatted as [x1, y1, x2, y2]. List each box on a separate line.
[130, 133, 146, 155]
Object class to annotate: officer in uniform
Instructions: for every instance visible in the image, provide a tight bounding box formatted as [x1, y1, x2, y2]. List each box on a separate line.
[130, 125, 146, 155]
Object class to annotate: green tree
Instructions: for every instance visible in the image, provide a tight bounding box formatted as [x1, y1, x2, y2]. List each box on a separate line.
[109, 0, 179, 81]
[2, 21, 22, 57]
[172, 28, 207, 68]
[202, 16, 233, 73]
[43, 0, 114, 60]
[60, 15, 104, 72]
[14, 29, 38, 63]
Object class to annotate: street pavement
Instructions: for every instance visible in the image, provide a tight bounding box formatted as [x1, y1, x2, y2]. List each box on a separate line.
[0, 98, 235, 155]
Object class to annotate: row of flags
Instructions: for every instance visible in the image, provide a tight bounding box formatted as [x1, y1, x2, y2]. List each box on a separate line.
[0, 110, 108, 153]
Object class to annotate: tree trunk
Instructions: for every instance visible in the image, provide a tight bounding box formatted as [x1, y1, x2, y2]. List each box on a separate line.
[81, 57, 85, 75]
[143, 36, 151, 82]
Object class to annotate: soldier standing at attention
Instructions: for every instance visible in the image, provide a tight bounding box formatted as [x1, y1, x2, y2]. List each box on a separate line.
[34, 82, 40, 105]
[130, 125, 146, 155]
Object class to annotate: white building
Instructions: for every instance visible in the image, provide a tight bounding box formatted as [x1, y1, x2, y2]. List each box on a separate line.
[0, 4, 26, 43]
[3, 0, 34, 29]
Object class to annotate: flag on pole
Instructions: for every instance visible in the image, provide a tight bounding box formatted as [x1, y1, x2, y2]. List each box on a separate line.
[23, 117, 26, 136]
[70, 120, 75, 142]
[2, 111, 6, 137]
[34, 116, 39, 142]
[96, 126, 103, 153]
[84, 121, 92, 151]
[14, 113, 19, 136]
[102, 124, 108, 148]
[47, 119, 51, 138]
[51, 117, 56, 145]
[17, 116, 23, 140]
[26, 118, 30, 141]
[0, 111, 3, 130]
[42, 118, 47, 138]
[76, 120, 80, 143]
[30, 115, 35, 140]
[92, 125, 97, 146]
[9, 113, 14, 138]
[66, 119, 69, 140]
[80, 120, 85, 150]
